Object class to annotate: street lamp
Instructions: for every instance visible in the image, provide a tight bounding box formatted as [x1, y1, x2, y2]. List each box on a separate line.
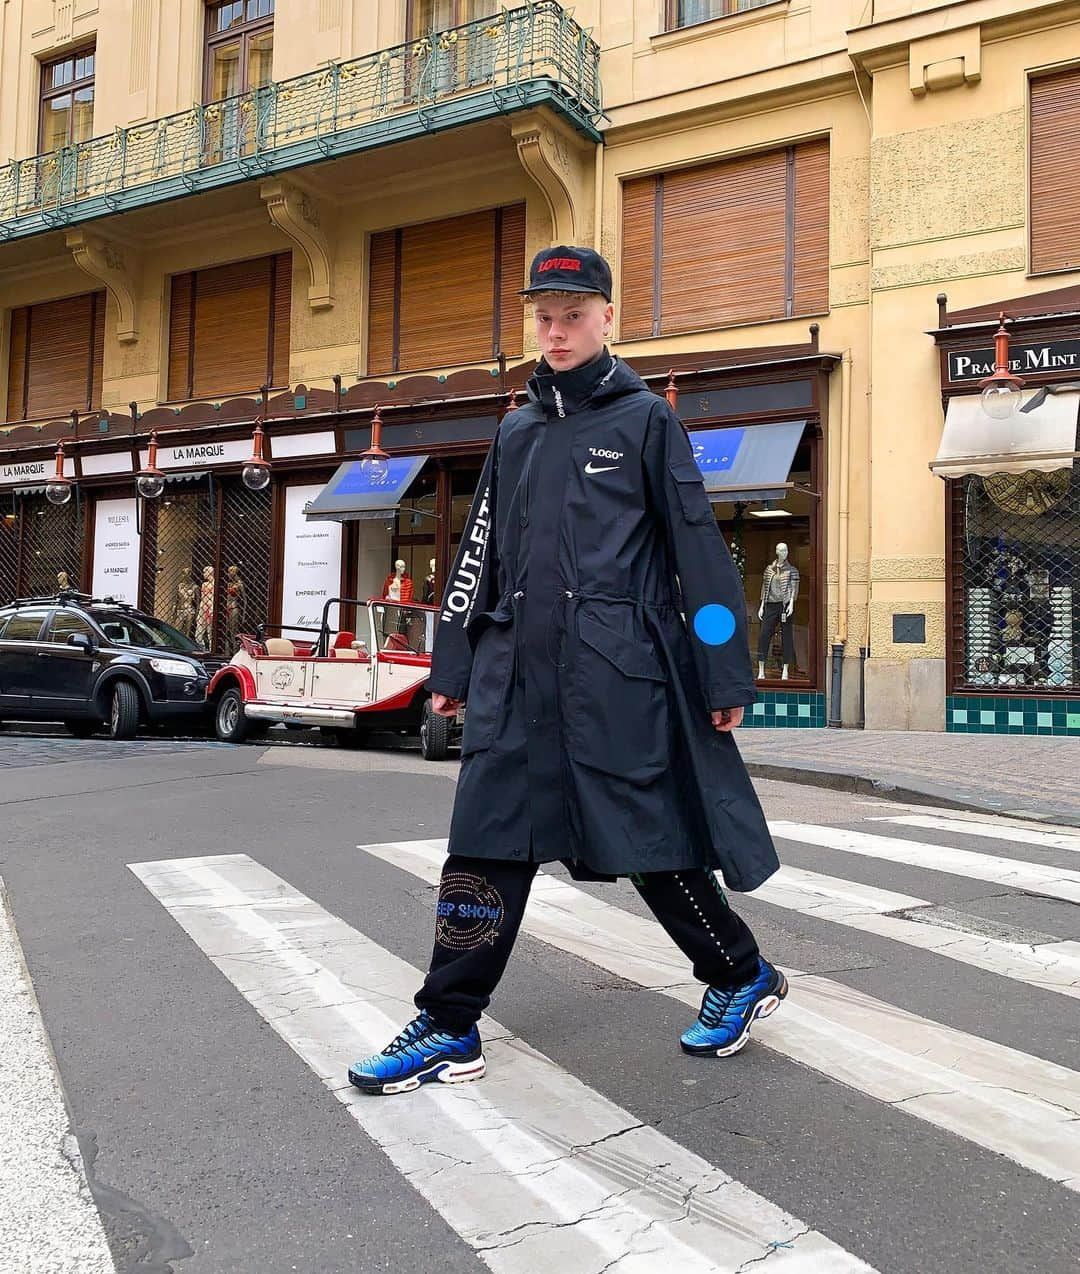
[358, 405, 390, 483]
[136, 431, 166, 499]
[45, 440, 73, 506]
[242, 419, 271, 490]
[979, 312, 1025, 420]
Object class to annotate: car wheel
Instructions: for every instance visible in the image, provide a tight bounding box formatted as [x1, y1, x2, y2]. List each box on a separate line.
[64, 719, 97, 739]
[107, 681, 140, 740]
[215, 688, 251, 744]
[420, 698, 451, 761]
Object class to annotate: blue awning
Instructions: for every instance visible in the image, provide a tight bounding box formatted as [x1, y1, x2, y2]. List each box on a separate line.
[687, 420, 806, 502]
[304, 455, 429, 522]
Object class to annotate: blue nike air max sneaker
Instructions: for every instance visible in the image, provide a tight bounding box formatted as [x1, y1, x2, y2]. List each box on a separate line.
[348, 1011, 485, 1095]
[680, 957, 788, 1057]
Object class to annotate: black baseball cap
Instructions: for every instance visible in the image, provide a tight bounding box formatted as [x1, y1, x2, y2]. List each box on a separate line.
[520, 245, 612, 302]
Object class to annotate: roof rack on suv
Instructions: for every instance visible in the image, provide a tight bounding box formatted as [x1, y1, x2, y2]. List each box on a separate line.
[10, 589, 94, 607]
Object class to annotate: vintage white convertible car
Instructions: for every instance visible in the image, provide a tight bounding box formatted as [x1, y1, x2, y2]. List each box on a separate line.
[207, 597, 462, 759]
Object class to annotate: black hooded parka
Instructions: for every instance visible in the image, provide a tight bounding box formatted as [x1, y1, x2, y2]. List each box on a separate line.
[427, 350, 780, 892]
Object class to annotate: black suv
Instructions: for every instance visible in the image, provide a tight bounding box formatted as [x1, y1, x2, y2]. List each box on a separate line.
[0, 593, 222, 739]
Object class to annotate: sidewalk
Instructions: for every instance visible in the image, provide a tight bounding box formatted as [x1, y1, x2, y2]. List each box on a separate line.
[738, 729, 1080, 826]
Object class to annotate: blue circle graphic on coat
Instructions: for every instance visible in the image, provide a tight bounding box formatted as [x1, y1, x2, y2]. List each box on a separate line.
[693, 604, 736, 646]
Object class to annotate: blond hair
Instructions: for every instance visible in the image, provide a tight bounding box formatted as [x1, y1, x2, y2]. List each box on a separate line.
[525, 289, 608, 305]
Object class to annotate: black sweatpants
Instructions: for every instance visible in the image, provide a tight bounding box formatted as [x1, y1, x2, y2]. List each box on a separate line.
[414, 855, 760, 1033]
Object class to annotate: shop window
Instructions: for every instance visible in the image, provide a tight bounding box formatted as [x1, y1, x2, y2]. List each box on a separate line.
[3, 494, 85, 599]
[140, 476, 272, 653]
[950, 471, 1079, 693]
[1030, 68, 1080, 275]
[39, 46, 95, 152]
[6, 291, 105, 423]
[664, 0, 775, 27]
[391, 467, 438, 604]
[368, 204, 525, 375]
[620, 140, 829, 340]
[166, 252, 290, 401]
[708, 432, 818, 685]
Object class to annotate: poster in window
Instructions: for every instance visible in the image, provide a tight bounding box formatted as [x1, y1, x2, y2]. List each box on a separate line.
[92, 498, 140, 604]
[281, 484, 342, 634]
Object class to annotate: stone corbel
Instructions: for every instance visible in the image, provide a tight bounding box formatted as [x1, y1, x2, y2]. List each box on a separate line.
[64, 229, 139, 343]
[910, 26, 981, 97]
[511, 110, 595, 245]
[260, 178, 334, 311]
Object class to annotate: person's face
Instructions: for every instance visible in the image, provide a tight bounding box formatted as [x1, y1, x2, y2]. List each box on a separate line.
[532, 293, 613, 371]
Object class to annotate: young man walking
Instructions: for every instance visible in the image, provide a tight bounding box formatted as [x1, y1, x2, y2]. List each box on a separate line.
[349, 246, 785, 1096]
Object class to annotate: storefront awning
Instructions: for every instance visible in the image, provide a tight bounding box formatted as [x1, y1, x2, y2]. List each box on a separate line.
[688, 420, 806, 502]
[931, 390, 1080, 479]
[303, 455, 429, 522]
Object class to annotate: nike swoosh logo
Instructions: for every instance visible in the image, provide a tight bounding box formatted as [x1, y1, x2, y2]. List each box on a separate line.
[584, 462, 620, 475]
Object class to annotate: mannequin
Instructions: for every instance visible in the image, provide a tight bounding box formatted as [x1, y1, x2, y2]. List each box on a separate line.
[225, 565, 246, 648]
[382, 560, 414, 604]
[194, 565, 216, 648]
[57, 570, 70, 591]
[173, 566, 197, 637]
[423, 557, 436, 605]
[757, 542, 799, 680]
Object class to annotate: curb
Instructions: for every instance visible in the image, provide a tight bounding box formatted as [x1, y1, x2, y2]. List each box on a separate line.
[744, 761, 1080, 829]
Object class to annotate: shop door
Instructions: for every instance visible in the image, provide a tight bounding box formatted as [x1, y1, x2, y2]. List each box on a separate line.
[217, 478, 272, 652]
[141, 481, 218, 645]
[16, 495, 85, 598]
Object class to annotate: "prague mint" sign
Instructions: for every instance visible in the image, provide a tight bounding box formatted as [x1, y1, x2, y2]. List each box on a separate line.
[948, 339, 1080, 382]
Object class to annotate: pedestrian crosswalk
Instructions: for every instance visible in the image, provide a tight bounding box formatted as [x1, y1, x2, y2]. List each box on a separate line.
[124, 810, 1080, 1272]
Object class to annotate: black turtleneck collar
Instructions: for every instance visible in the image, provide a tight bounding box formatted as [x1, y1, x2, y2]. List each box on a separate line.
[529, 347, 615, 419]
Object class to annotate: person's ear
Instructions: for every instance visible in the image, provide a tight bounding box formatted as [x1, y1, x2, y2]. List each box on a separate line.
[602, 301, 614, 339]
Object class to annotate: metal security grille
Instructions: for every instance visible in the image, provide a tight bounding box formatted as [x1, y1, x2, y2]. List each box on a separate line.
[951, 469, 1079, 693]
[15, 493, 85, 597]
[0, 501, 19, 603]
[140, 481, 217, 646]
[217, 478, 272, 651]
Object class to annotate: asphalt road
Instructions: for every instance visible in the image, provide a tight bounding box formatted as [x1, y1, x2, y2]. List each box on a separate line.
[1, 728, 1077, 1274]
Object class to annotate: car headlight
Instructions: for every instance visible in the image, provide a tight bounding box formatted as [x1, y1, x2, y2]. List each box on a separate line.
[149, 657, 198, 678]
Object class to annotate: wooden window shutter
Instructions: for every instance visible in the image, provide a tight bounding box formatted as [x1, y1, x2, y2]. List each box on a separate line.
[270, 252, 291, 388]
[497, 203, 526, 359]
[167, 272, 194, 401]
[792, 139, 830, 316]
[367, 230, 398, 377]
[367, 205, 525, 375]
[662, 150, 788, 333]
[398, 210, 495, 371]
[1031, 68, 1080, 274]
[10, 292, 103, 421]
[6, 307, 29, 421]
[191, 256, 274, 398]
[619, 177, 657, 341]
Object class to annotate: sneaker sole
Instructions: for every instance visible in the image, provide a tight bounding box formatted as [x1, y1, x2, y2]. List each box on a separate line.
[348, 1054, 486, 1096]
[681, 970, 789, 1058]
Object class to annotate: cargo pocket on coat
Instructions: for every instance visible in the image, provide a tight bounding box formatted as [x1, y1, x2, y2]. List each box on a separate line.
[565, 613, 669, 782]
[668, 458, 714, 526]
[461, 613, 515, 756]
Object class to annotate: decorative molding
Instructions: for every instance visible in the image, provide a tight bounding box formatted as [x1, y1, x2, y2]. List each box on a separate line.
[260, 178, 334, 311]
[64, 228, 139, 343]
[129, 0, 152, 92]
[870, 555, 946, 582]
[511, 110, 594, 245]
[909, 26, 981, 97]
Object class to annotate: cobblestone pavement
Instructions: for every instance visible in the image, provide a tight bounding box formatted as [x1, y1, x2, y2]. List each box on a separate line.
[738, 729, 1080, 822]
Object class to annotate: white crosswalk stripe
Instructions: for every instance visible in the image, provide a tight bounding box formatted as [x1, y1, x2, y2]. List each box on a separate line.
[756, 864, 1080, 999]
[358, 838, 1080, 1193]
[768, 820, 1080, 905]
[874, 814, 1080, 855]
[130, 853, 875, 1273]
[0, 881, 115, 1274]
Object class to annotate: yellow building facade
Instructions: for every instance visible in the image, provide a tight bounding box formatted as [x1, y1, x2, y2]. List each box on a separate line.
[1, 0, 1078, 734]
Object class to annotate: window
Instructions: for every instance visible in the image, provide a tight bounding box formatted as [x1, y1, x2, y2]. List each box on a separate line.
[621, 140, 828, 339]
[368, 204, 525, 375]
[666, 0, 777, 28]
[1, 611, 49, 641]
[406, 1, 498, 36]
[167, 252, 290, 400]
[48, 610, 96, 643]
[6, 291, 105, 422]
[204, 0, 274, 101]
[39, 47, 95, 152]
[1030, 68, 1080, 274]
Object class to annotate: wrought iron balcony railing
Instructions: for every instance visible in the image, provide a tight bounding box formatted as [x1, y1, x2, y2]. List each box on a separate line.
[0, 1, 601, 243]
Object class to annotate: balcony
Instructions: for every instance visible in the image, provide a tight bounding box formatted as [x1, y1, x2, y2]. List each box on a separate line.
[0, 1, 601, 243]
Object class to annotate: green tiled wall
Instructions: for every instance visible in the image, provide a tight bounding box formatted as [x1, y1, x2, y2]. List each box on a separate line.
[947, 695, 1080, 736]
[744, 691, 827, 729]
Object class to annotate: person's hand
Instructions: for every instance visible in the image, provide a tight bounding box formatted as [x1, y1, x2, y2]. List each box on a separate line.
[783, 606, 793, 621]
[431, 693, 463, 718]
[711, 706, 744, 732]
[757, 606, 764, 621]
